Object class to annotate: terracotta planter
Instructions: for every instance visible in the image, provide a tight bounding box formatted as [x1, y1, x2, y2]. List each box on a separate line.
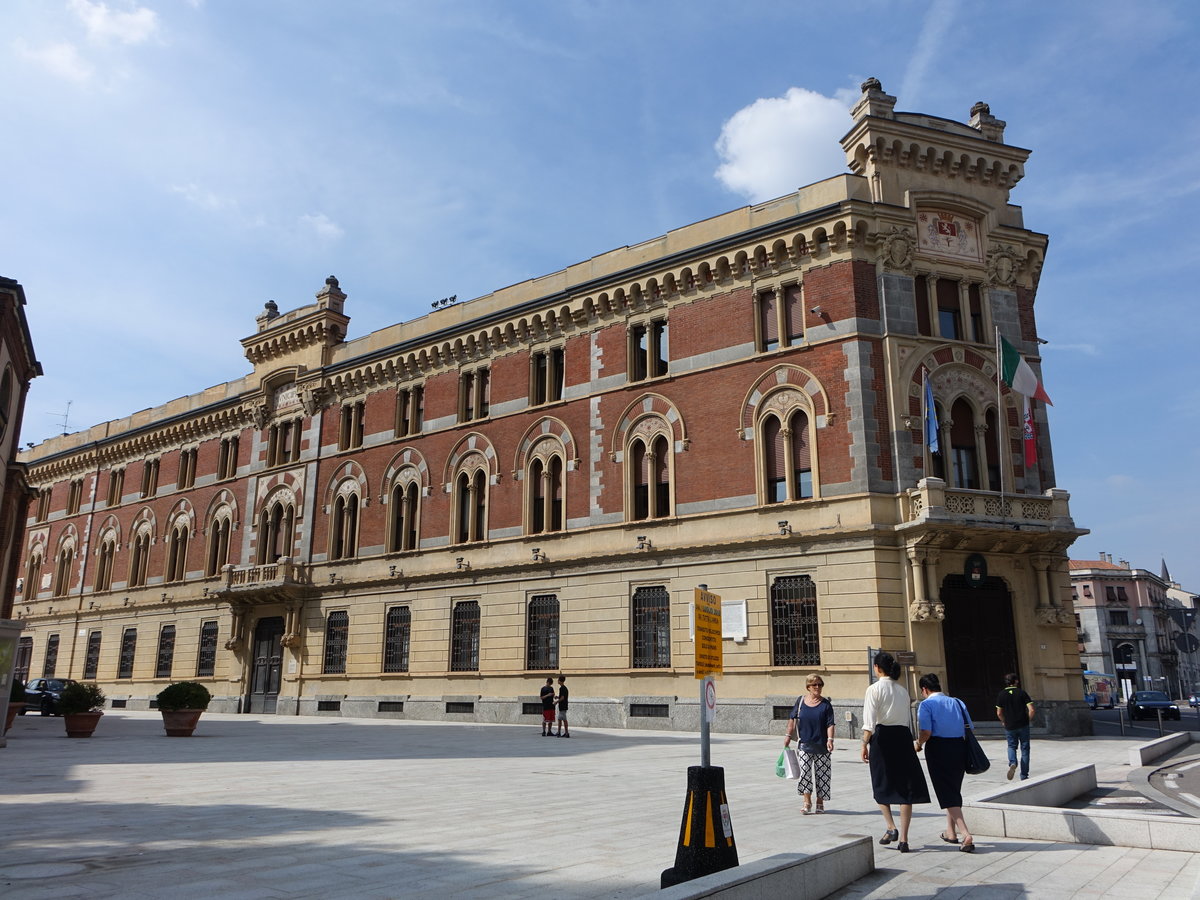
[160, 709, 205, 737]
[4, 703, 23, 733]
[63, 711, 103, 738]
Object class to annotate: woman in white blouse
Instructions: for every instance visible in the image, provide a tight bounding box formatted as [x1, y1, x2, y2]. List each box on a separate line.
[861, 651, 930, 852]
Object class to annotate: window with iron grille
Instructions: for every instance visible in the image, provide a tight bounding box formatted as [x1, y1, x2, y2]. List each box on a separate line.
[770, 575, 820, 666]
[323, 611, 349, 674]
[196, 620, 218, 677]
[450, 600, 480, 672]
[118, 627, 138, 679]
[630, 703, 669, 717]
[83, 631, 102, 679]
[383, 606, 411, 673]
[155, 625, 176, 679]
[378, 700, 405, 713]
[43, 633, 60, 677]
[317, 700, 342, 711]
[446, 701, 475, 714]
[526, 594, 559, 670]
[632, 585, 671, 668]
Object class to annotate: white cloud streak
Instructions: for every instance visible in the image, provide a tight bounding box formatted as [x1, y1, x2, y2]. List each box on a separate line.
[15, 40, 94, 83]
[69, 0, 158, 45]
[713, 87, 851, 203]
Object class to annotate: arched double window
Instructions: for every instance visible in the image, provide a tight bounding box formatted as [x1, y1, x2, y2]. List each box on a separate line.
[928, 395, 1002, 491]
[453, 457, 488, 545]
[527, 445, 564, 534]
[388, 474, 421, 553]
[761, 409, 813, 503]
[257, 493, 295, 564]
[95, 531, 118, 592]
[330, 486, 360, 560]
[23, 549, 43, 602]
[52, 543, 74, 598]
[628, 425, 672, 521]
[129, 525, 152, 588]
[206, 511, 232, 576]
[165, 521, 189, 582]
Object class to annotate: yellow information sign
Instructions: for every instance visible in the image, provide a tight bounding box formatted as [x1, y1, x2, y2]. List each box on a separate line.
[694, 588, 723, 679]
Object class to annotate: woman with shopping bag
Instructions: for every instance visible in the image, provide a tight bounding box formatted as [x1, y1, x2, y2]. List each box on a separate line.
[783, 673, 836, 814]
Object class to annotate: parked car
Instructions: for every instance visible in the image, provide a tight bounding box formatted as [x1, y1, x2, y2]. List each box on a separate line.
[22, 678, 78, 716]
[1188, 693, 1200, 708]
[1127, 690, 1180, 721]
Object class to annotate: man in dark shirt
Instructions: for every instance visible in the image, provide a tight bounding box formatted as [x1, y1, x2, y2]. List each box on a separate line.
[555, 674, 570, 738]
[995, 673, 1035, 780]
[539, 677, 556, 736]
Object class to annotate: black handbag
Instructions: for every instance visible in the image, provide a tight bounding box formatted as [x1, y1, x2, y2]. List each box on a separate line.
[957, 699, 990, 775]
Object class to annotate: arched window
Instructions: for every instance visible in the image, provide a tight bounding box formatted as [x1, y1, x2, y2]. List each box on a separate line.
[95, 534, 117, 592]
[761, 409, 813, 503]
[257, 495, 295, 564]
[629, 431, 671, 521]
[388, 479, 420, 552]
[23, 549, 43, 602]
[0, 366, 12, 440]
[206, 514, 232, 576]
[52, 546, 74, 597]
[129, 527, 151, 588]
[165, 522, 189, 582]
[330, 489, 359, 560]
[528, 450, 564, 534]
[453, 463, 488, 545]
[984, 407, 1001, 491]
[949, 398, 980, 490]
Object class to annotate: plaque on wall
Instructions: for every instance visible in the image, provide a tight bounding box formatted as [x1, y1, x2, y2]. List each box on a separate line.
[964, 553, 988, 588]
[917, 209, 982, 262]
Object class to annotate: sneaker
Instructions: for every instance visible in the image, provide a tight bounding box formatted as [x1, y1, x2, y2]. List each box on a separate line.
[1007, 764, 1017, 781]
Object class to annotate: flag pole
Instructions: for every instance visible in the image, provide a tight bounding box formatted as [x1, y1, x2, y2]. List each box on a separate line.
[995, 326, 1006, 509]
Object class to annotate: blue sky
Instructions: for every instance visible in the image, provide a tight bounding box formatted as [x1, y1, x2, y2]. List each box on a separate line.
[3, 1, 1197, 590]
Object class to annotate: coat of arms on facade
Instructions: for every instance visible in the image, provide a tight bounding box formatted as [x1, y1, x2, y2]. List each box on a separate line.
[875, 227, 915, 272]
[917, 209, 981, 262]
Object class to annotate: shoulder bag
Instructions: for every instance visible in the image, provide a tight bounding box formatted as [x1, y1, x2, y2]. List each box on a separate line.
[956, 698, 990, 775]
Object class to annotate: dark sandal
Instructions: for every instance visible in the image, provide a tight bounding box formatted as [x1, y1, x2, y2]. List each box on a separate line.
[940, 832, 960, 844]
[879, 829, 898, 845]
[960, 841, 976, 853]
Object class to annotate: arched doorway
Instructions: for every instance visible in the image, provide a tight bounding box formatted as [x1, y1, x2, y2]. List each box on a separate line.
[941, 574, 1018, 720]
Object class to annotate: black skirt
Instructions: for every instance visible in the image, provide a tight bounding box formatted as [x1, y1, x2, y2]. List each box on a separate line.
[924, 736, 967, 808]
[869, 724, 931, 805]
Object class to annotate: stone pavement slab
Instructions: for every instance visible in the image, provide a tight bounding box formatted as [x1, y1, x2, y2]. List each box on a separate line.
[1, 711, 1197, 899]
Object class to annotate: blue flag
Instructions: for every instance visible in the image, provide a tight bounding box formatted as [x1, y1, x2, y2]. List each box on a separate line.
[923, 371, 940, 453]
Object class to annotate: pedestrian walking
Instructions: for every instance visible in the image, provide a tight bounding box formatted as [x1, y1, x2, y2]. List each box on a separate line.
[915, 673, 976, 852]
[556, 675, 570, 737]
[995, 672, 1035, 780]
[539, 677, 556, 736]
[783, 673, 835, 814]
[861, 651, 929, 853]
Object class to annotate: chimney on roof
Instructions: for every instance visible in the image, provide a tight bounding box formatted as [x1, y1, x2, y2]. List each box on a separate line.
[1119, 559, 1129, 569]
[1099, 551, 1107, 563]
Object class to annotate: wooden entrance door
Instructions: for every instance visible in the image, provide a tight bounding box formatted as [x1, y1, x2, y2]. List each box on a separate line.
[941, 575, 1018, 721]
[249, 616, 284, 714]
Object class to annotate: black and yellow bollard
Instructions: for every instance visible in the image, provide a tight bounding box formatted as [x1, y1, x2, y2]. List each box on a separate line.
[660, 765, 738, 888]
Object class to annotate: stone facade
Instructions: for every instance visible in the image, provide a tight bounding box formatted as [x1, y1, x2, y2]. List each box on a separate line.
[11, 81, 1091, 735]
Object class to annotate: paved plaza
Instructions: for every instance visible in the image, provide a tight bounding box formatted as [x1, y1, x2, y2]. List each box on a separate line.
[1, 710, 1198, 898]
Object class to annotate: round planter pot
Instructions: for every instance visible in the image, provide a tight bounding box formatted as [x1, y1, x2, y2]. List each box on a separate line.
[63, 711, 103, 738]
[160, 709, 205, 737]
[4, 702, 24, 733]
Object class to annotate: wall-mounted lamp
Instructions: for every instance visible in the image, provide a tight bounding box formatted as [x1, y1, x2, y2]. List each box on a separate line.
[778, 520, 792, 536]
[810, 305, 825, 317]
[532, 548, 546, 562]
[456, 557, 471, 571]
[1034, 337, 1049, 345]
[636, 535, 652, 551]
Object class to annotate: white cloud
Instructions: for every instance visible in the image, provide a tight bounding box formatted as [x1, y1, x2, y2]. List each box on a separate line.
[170, 182, 233, 212]
[16, 40, 94, 83]
[714, 87, 851, 203]
[69, 0, 158, 45]
[299, 213, 344, 242]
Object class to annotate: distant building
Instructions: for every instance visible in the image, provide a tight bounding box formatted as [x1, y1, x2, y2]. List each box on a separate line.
[1070, 554, 1194, 700]
[12, 80, 1091, 734]
[0, 277, 43, 744]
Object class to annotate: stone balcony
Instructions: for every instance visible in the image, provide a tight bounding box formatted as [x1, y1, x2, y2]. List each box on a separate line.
[211, 557, 312, 605]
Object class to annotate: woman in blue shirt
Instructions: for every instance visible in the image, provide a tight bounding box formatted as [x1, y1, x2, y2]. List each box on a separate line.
[915, 673, 976, 851]
[783, 673, 835, 814]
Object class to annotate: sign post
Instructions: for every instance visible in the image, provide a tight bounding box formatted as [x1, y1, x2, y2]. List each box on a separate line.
[661, 586, 738, 888]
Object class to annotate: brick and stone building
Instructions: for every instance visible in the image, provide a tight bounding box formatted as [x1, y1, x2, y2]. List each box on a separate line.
[11, 80, 1091, 735]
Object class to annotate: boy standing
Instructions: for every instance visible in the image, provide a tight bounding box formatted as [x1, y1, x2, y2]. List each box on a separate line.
[556, 675, 570, 738]
[540, 677, 556, 736]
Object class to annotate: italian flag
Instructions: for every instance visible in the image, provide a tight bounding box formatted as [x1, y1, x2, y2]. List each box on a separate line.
[1000, 335, 1052, 405]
